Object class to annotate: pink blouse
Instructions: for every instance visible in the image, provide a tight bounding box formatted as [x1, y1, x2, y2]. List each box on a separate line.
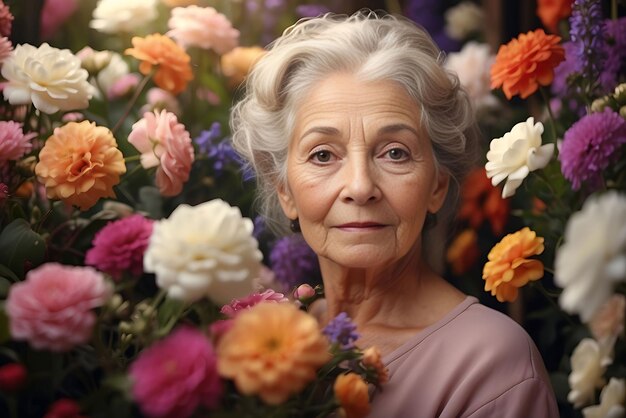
[367, 296, 559, 418]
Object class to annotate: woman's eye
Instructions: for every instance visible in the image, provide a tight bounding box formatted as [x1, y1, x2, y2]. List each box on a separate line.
[386, 148, 408, 160]
[312, 150, 332, 163]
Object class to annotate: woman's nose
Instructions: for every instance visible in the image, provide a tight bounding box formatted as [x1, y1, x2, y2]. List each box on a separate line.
[338, 156, 381, 205]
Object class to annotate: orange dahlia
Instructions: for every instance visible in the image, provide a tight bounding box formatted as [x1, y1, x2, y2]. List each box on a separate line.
[490, 29, 565, 99]
[334, 373, 371, 418]
[482, 227, 545, 303]
[35, 121, 126, 211]
[216, 302, 330, 405]
[446, 229, 480, 276]
[537, 0, 573, 33]
[125, 33, 193, 95]
[458, 167, 510, 236]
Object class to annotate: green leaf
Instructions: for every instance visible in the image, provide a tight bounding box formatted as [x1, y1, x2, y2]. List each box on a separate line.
[0, 219, 46, 278]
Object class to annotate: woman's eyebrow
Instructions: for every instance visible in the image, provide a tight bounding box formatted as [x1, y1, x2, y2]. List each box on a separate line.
[377, 123, 419, 137]
[300, 126, 341, 140]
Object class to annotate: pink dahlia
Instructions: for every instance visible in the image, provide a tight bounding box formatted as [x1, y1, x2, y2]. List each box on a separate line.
[6, 263, 111, 352]
[167, 6, 239, 54]
[0, 121, 36, 164]
[0, 1, 13, 38]
[85, 214, 154, 280]
[129, 327, 222, 418]
[559, 109, 626, 190]
[128, 110, 194, 196]
[220, 289, 289, 318]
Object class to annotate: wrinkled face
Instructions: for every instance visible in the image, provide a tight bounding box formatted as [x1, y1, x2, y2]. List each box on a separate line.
[278, 73, 449, 269]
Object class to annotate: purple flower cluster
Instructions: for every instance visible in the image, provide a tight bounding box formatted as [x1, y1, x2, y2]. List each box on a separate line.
[296, 5, 330, 18]
[269, 235, 319, 291]
[194, 122, 240, 175]
[600, 17, 626, 92]
[559, 109, 626, 190]
[194, 122, 221, 155]
[569, 0, 606, 91]
[323, 312, 360, 350]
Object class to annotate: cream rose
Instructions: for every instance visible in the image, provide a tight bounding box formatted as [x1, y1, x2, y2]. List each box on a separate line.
[583, 378, 626, 418]
[444, 1, 484, 41]
[485, 117, 555, 198]
[1, 43, 93, 114]
[90, 0, 158, 34]
[445, 42, 497, 110]
[568, 338, 614, 408]
[144, 199, 263, 304]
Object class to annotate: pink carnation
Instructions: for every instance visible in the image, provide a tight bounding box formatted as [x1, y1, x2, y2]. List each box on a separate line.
[0, 121, 36, 164]
[6, 263, 112, 352]
[40, 0, 78, 40]
[85, 214, 154, 280]
[220, 289, 289, 318]
[167, 6, 239, 54]
[128, 109, 194, 196]
[0, 36, 11, 63]
[0, 1, 13, 38]
[129, 327, 222, 418]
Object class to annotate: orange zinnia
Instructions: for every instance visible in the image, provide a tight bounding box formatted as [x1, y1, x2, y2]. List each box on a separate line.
[537, 0, 573, 33]
[458, 167, 510, 236]
[482, 227, 545, 303]
[35, 121, 126, 211]
[125, 33, 193, 95]
[216, 302, 330, 405]
[490, 29, 565, 99]
[334, 373, 371, 418]
[446, 229, 480, 276]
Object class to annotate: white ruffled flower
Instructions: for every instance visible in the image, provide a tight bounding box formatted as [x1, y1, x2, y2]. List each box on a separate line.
[485, 117, 555, 198]
[96, 53, 129, 98]
[1, 43, 93, 114]
[444, 1, 484, 40]
[583, 378, 626, 418]
[568, 338, 614, 408]
[144, 199, 263, 305]
[555, 192, 626, 322]
[445, 42, 497, 110]
[90, 0, 158, 34]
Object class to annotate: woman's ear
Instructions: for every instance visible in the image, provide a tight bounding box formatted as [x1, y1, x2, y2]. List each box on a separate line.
[277, 182, 298, 219]
[427, 169, 450, 214]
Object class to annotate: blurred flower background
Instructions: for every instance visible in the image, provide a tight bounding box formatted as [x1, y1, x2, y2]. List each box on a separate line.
[0, 0, 624, 417]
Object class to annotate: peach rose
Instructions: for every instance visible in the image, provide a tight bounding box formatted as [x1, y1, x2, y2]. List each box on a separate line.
[167, 6, 239, 54]
[125, 33, 193, 95]
[35, 121, 126, 210]
[220, 46, 266, 88]
[334, 373, 371, 418]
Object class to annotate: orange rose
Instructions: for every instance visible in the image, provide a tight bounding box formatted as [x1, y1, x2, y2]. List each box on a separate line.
[220, 46, 266, 88]
[125, 33, 193, 95]
[482, 227, 545, 302]
[537, 0, 573, 33]
[458, 167, 510, 235]
[35, 121, 126, 211]
[334, 373, 371, 418]
[446, 229, 480, 276]
[217, 302, 330, 405]
[490, 29, 565, 99]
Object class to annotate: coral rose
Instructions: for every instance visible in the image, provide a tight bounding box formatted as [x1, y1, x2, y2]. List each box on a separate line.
[128, 109, 194, 196]
[490, 29, 565, 99]
[35, 121, 126, 211]
[537, 0, 573, 33]
[220, 46, 266, 88]
[334, 373, 371, 418]
[167, 6, 239, 54]
[217, 302, 330, 405]
[125, 33, 193, 95]
[482, 227, 545, 303]
[6, 263, 112, 352]
[129, 327, 222, 418]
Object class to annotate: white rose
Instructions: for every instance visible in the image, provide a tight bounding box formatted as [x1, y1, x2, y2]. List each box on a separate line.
[144, 199, 263, 305]
[90, 0, 158, 34]
[96, 53, 129, 98]
[568, 338, 614, 408]
[1, 43, 93, 114]
[445, 42, 497, 110]
[485, 117, 555, 198]
[583, 378, 626, 418]
[444, 1, 484, 41]
[555, 192, 626, 322]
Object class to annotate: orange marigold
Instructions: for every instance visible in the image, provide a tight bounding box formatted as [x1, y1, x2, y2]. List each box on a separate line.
[125, 33, 193, 95]
[490, 29, 565, 99]
[334, 373, 371, 418]
[482, 227, 545, 303]
[35, 121, 126, 211]
[537, 0, 573, 33]
[216, 302, 330, 405]
[446, 229, 480, 276]
[459, 167, 510, 235]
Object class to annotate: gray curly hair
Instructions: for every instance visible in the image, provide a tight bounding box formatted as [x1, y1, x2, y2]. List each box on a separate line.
[230, 11, 479, 270]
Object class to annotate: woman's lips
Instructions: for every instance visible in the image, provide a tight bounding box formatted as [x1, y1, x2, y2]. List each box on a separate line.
[336, 222, 386, 231]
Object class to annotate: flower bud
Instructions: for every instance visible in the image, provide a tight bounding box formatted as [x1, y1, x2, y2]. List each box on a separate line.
[293, 284, 316, 301]
[0, 363, 27, 392]
[620, 106, 626, 119]
[591, 97, 609, 113]
[614, 83, 626, 102]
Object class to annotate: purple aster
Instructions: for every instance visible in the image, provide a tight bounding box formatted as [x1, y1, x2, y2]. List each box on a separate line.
[296, 4, 330, 18]
[559, 109, 626, 190]
[194, 122, 222, 155]
[323, 312, 360, 350]
[269, 235, 319, 291]
[569, 0, 606, 94]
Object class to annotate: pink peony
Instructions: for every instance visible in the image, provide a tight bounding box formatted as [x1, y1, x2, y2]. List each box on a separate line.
[128, 109, 194, 196]
[40, 0, 78, 40]
[0, 36, 11, 63]
[0, 121, 36, 164]
[85, 214, 154, 280]
[167, 6, 239, 54]
[129, 327, 222, 418]
[220, 289, 289, 318]
[6, 263, 112, 352]
[0, 0, 13, 38]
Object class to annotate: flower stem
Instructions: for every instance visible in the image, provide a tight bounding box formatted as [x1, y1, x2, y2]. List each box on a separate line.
[530, 282, 576, 326]
[111, 70, 154, 135]
[539, 87, 558, 142]
[612, 0, 618, 20]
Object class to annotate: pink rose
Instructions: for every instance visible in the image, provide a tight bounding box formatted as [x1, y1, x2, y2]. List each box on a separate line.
[129, 327, 222, 418]
[6, 263, 112, 352]
[0, 121, 36, 164]
[40, 0, 78, 40]
[128, 110, 194, 196]
[167, 6, 239, 54]
[220, 289, 289, 318]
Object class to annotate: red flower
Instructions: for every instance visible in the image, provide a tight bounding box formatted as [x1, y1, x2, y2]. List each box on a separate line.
[0, 363, 27, 391]
[43, 399, 87, 418]
[458, 167, 510, 236]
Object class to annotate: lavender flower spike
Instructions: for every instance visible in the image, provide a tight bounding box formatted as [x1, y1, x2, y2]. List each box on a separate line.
[323, 312, 360, 350]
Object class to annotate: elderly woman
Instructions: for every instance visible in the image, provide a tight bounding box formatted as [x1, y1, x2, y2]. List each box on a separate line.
[231, 11, 558, 418]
